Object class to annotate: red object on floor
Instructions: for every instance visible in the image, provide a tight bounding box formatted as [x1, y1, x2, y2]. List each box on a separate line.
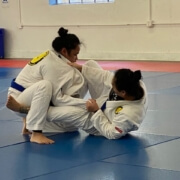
[0, 59, 28, 68]
[1, 59, 180, 72]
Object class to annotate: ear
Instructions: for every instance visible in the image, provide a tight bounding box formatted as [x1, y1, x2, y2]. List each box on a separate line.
[120, 90, 126, 97]
[60, 48, 68, 56]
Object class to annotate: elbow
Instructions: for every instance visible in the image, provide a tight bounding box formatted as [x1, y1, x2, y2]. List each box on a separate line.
[105, 131, 125, 140]
[102, 126, 126, 140]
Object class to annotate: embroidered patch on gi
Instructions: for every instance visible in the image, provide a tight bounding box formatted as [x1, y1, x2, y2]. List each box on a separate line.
[115, 106, 123, 114]
[28, 51, 49, 66]
[115, 127, 123, 133]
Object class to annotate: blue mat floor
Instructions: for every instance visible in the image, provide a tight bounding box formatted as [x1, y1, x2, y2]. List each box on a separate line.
[0, 68, 180, 180]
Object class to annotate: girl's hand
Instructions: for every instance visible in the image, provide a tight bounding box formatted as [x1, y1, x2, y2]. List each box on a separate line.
[67, 62, 82, 72]
[86, 99, 99, 112]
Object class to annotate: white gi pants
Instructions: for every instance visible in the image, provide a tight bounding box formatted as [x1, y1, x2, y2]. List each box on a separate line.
[44, 60, 104, 134]
[8, 80, 52, 130]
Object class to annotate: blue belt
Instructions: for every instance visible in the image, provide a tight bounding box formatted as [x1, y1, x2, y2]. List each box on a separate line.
[11, 78, 25, 92]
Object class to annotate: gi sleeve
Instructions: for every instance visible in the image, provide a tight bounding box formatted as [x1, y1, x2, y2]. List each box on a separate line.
[42, 62, 86, 108]
[90, 110, 138, 139]
[51, 73, 87, 108]
[82, 64, 113, 87]
[82, 62, 114, 101]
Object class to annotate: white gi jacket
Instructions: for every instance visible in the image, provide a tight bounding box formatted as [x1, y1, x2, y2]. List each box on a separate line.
[46, 60, 148, 139]
[81, 62, 148, 139]
[9, 50, 87, 107]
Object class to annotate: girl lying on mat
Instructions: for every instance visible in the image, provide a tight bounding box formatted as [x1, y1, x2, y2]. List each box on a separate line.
[6, 60, 148, 144]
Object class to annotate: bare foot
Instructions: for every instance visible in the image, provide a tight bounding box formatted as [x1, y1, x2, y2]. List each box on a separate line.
[22, 117, 32, 135]
[6, 95, 29, 114]
[6, 95, 21, 112]
[30, 132, 55, 144]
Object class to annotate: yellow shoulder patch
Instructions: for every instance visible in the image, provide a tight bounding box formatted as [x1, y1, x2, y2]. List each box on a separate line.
[115, 106, 123, 114]
[28, 51, 49, 66]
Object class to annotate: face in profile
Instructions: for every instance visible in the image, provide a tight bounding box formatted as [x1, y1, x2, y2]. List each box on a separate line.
[62, 45, 80, 63]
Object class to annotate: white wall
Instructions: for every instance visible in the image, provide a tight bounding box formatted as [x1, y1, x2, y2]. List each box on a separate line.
[0, 0, 180, 61]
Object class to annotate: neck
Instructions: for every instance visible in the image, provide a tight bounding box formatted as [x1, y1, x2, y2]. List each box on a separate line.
[124, 95, 136, 101]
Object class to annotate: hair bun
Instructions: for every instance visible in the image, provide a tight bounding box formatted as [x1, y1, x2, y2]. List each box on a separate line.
[133, 70, 142, 81]
[58, 27, 68, 37]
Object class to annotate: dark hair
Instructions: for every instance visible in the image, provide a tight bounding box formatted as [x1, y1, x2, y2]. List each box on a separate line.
[52, 27, 81, 54]
[114, 69, 143, 99]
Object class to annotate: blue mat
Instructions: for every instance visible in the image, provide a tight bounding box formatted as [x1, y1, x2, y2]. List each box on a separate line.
[29, 162, 180, 180]
[0, 131, 178, 180]
[139, 111, 180, 136]
[0, 107, 20, 121]
[0, 68, 21, 78]
[1, 68, 180, 180]
[104, 138, 180, 171]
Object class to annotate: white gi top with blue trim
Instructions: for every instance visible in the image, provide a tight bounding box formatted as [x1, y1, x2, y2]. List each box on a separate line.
[9, 50, 87, 107]
[81, 61, 148, 139]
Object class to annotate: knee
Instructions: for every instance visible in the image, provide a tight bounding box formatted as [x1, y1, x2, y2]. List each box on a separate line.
[39, 80, 52, 94]
[84, 60, 101, 69]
